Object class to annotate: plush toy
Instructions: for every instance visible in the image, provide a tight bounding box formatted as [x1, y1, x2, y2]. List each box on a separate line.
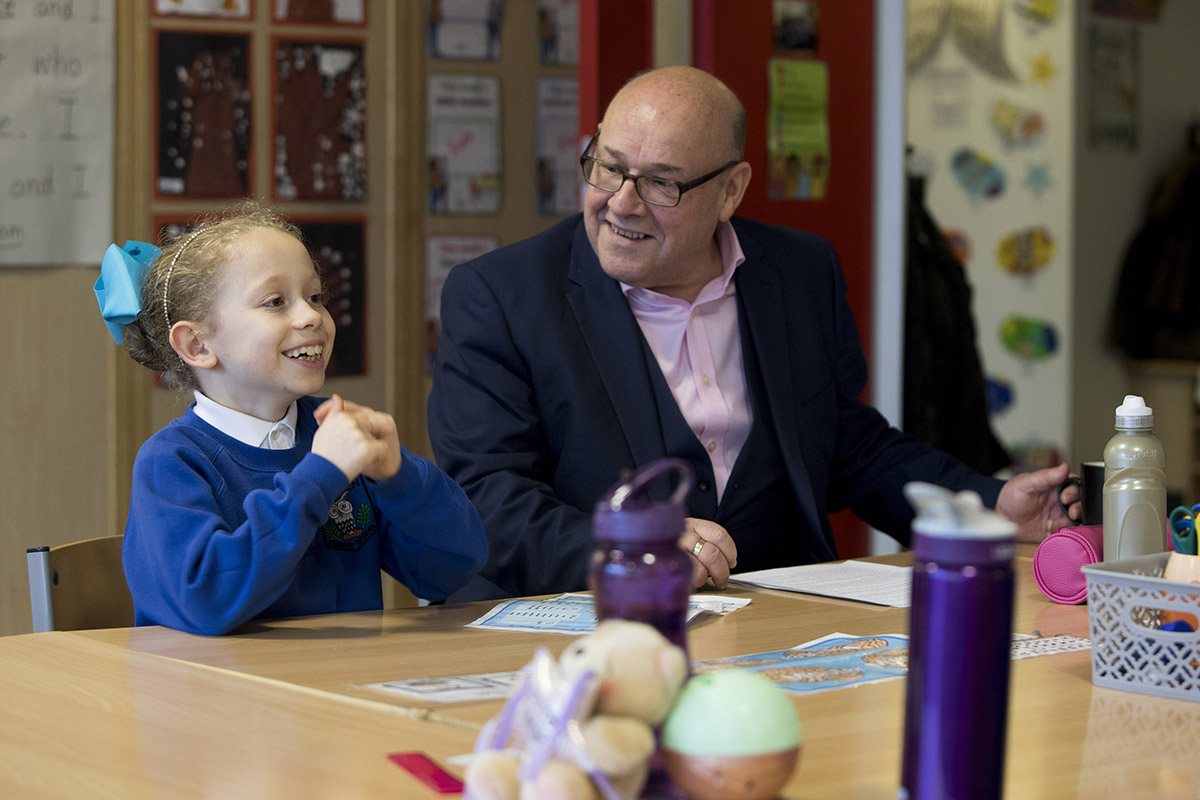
[464, 620, 689, 800]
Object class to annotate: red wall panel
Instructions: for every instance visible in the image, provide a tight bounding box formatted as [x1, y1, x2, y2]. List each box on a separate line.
[700, 0, 876, 556]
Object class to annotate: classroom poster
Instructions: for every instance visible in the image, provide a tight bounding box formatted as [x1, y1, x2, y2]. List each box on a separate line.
[424, 234, 498, 370]
[426, 74, 501, 214]
[294, 218, 367, 377]
[766, 58, 830, 201]
[153, 0, 252, 18]
[427, 0, 505, 61]
[1087, 23, 1139, 151]
[534, 77, 579, 216]
[0, 0, 115, 266]
[425, 235, 499, 326]
[273, 38, 367, 201]
[155, 31, 252, 200]
[537, 0, 578, 65]
[773, 0, 819, 54]
[274, 0, 367, 25]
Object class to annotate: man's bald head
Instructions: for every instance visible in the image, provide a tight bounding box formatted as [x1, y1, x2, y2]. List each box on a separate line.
[605, 66, 747, 161]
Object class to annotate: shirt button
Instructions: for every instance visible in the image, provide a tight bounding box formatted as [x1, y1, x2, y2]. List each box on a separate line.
[697, 480, 712, 492]
[706, 441, 716, 453]
[701, 374, 711, 386]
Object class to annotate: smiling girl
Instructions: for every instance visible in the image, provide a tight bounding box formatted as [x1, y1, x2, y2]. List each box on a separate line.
[97, 201, 486, 634]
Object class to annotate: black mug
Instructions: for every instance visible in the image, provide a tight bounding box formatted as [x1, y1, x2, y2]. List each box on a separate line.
[1058, 461, 1104, 526]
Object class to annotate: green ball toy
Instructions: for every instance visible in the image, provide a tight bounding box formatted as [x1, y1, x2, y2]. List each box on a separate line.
[661, 670, 802, 800]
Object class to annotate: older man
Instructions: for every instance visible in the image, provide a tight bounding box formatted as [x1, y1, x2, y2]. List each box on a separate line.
[429, 66, 1076, 601]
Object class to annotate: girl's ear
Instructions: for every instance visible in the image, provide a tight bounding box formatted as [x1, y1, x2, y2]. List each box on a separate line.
[169, 321, 217, 370]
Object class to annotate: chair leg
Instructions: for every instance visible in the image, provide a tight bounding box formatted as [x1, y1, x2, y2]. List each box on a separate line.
[27, 547, 55, 633]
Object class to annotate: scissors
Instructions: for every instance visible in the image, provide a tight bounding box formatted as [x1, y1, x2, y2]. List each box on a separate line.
[1169, 505, 1198, 556]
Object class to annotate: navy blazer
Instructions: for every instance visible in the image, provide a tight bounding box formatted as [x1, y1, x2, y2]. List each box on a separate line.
[428, 214, 1002, 600]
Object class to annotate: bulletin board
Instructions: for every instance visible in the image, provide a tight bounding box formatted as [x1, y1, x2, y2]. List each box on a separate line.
[0, 0, 115, 266]
[420, 0, 580, 375]
[142, 2, 383, 440]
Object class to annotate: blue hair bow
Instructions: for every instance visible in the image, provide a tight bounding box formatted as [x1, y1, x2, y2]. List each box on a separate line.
[95, 241, 161, 344]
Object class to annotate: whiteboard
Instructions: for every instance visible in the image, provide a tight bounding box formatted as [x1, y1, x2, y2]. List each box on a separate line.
[0, 0, 114, 266]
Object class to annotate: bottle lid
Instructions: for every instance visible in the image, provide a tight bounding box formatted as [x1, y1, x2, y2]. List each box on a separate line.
[593, 458, 694, 544]
[904, 482, 1016, 565]
[1114, 394, 1154, 429]
[904, 482, 1016, 539]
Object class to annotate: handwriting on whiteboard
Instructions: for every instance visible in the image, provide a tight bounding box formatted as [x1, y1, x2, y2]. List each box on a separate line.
[0, 0, 114, 266]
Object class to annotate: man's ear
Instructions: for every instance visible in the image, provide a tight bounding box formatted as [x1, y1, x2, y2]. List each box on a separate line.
[718, 161, 752, 222]
[169, 321, 217, 370]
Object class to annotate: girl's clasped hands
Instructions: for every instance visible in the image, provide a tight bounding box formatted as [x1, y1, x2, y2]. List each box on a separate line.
[312, 393, 402, 483]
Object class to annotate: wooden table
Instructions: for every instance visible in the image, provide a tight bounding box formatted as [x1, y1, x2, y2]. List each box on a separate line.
[0, 633, 476, 799]
[4, 551, 1199, 799]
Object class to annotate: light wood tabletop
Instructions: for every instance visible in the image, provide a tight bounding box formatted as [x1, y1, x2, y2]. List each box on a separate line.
[5, 550, 1200, 799]
[0, 632, 476, 799]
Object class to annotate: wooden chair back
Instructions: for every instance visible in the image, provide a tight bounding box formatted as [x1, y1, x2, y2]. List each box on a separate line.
[27, 535, 135, 632]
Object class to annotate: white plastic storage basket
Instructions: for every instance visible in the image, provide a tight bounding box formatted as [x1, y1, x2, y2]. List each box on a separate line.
[1081, 552, 1200, 702]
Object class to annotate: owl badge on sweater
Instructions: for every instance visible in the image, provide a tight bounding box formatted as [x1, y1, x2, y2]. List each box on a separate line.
[322, 482, 378, 551]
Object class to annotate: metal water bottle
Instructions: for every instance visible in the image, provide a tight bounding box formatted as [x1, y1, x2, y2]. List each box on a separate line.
[900, 483, 1016, 800]
[589, 459, 693, 656]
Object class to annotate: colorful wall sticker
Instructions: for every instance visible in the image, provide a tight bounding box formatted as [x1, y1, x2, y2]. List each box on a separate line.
[1030, 50, 1058, 85]
[1023, 162, 1053, 197]
[1013, 0, 1059, 26]
[943, 228, 972, 265]
[1000, 315, 1058, 361]
[996, 226, 1055, 275]
[985, 375, 1014, 416]
[951, 147, 1006, 199]
[990, 98, 1045, 148]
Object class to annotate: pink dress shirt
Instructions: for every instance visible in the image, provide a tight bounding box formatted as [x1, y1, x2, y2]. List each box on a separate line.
[621, 221, 751, 501]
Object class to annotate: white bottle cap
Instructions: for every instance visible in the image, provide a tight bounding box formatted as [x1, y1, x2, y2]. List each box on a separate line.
[1115, 394, 1154, 429]
[903, 482, 1016, 539]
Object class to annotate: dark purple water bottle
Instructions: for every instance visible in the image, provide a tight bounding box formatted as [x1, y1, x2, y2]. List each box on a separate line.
[589, 459, 693, 657]
[900, 483, 1016, 800]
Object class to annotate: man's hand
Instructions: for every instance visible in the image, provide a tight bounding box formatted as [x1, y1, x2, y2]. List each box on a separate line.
[679, 518, 738, 589]
[996, 462, 1076, 543]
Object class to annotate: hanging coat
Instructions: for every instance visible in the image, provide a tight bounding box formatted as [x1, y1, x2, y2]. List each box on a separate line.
[1110, 146, 1200, 360]
[904, 173, 1011, 476]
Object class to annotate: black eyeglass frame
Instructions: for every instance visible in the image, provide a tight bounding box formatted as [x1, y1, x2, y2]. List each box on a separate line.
[578, 130, 739, 208]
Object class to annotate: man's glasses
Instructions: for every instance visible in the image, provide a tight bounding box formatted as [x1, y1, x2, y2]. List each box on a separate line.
[578, 130, 738, 208]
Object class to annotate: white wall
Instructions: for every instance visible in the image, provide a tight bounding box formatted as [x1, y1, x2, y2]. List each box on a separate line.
[1071, 1, 1200, 473]
[906, 2, 1076, 474]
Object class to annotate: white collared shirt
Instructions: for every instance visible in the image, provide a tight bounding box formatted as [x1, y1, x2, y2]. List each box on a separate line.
[192, 391, 299, 449]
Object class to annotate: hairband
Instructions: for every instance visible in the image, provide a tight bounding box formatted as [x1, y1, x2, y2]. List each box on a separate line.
[95, 241, 163, 344]
[162, 227, 204, 329]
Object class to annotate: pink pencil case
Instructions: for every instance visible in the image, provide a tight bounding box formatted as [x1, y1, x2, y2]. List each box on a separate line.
[1032, 525, 1104, 605]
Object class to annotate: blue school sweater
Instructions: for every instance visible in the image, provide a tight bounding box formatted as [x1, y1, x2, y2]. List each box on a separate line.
[123, 396, 487, 634]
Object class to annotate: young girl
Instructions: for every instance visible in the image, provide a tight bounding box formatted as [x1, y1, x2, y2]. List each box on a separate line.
[96, 201, 487, 635]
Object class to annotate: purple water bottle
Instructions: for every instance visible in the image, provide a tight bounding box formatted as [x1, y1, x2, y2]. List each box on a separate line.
[589, 459, 694, 657]
[900, 483, 1016, 800]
